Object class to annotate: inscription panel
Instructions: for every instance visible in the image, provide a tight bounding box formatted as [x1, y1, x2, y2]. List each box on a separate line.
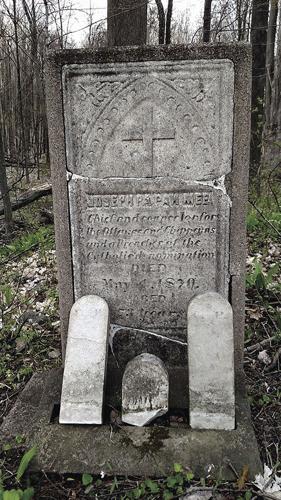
[69, 179, 230, 338]
[63, 60, 234, 181]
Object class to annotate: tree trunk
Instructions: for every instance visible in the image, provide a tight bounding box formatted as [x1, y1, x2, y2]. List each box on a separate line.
[250, 0, 270, 178]
[165, 0, 173, 44]
[0, 128, 13, 233]
[270, 1, 281, 132]
[12, 0, 29, 183]
[0, 182, 52, 217]
[107, 0, 147, 46]
[203, 0, 213, 42]
[155, 0, 165, 44]
[265, 0, 278, 130]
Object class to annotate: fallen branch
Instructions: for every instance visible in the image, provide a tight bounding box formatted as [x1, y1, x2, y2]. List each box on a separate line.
[0, 182, 52, 216]
[245, 336, 277, 353]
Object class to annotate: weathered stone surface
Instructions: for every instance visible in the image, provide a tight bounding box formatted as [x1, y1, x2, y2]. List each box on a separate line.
[46, 46, 251, 379]
[63, 60, 234, 181]
[0, 370, 262, 479]
[64, 58, 233, 356]
[59, 295, 109, 424]
[69, 178, 230, 341]
[122, 353, 169, 426]
[187, 292, 235, 430]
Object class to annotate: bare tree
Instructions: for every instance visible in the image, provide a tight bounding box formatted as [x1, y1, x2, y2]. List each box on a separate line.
[271, 2, 281, 132]
[107, 0, 147, 46]
[203, 0, 213, 42]
[250, 0, 270, 177]
[265, 0, 279, 130]
[236, 0, 251, 40]
[208, 0, 251, 42]
[0, 126, 13, 233]
[12, 0, 29, 181]
[155, 0, 165, 44]
[165, 0, 173, 43]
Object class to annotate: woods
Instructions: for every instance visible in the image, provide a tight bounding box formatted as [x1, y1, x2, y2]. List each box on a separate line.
[0, 0, 280, 234]
[0, 1, 280, 498]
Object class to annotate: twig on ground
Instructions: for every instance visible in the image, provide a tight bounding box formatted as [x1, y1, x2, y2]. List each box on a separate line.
[226, 460, 239, 478]
[249, 200, 281, 237]
[265, 347, 281, 372]
[245, 336, 277, 352]
[0, 242, 39, 266]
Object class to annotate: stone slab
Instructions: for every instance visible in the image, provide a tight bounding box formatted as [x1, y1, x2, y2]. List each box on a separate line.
[69, 178, 230, 340]
[63, 60, 234, 181]
[122, 354, 169, 426]
[187, 292, 235, 430]
[46, 45, 251, 372]
[0, 370, 261, 479]
[60, 295, 109, 424]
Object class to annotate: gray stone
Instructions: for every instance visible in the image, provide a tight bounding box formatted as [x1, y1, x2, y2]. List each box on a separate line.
[0, 369, 262, 479]
[63, 60, 233, 181]
[122, 353, 169, 426]
[187, 292, 235, 430]
[65, 59, 232, 348]
[46, 46, 251, 384]
[59, 295, 109, 424]
[69, 179, 230, 337]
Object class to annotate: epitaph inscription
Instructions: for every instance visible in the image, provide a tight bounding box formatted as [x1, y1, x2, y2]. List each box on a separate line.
[69, 179, 230, 337]
[63, 60, 234, 181]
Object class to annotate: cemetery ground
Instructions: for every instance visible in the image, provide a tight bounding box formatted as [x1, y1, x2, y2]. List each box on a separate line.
[0, 171, 280, 499]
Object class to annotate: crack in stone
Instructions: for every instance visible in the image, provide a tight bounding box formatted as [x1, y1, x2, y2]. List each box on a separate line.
[194, 175, 231, 201]
[109, 323, 187, 354]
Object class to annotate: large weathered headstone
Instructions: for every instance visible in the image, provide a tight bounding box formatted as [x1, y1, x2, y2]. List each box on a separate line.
[0, 45, 262, 479]
[64, 59, 232, 350]
[46, 46, 251, 409]
[187, 292, 235, 430]
[122, 353, 169, 426]
[59, 295, 109, 424]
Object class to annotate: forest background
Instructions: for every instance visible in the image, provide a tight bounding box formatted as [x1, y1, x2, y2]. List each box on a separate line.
[0, 1, 280, 499]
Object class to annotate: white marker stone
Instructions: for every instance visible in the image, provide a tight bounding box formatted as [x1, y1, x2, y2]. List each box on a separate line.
[59, 295, 109, 424]
[187, 291, 235, 430]
[122, 353, 169, 426]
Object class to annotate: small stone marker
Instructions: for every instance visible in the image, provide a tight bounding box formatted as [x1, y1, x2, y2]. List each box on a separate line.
[187, 291, 235, 430]
[122, 353, 169, 426]
[59, 295, 109, 424]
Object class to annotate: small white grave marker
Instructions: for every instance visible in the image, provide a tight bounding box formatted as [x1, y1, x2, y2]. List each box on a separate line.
[59, 295, 109, 424]
[187, 291, 235, 430]
[122, 353, 169, 426]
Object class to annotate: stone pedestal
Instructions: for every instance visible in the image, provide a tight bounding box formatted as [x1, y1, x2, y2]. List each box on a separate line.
[0, 369, 261, 479]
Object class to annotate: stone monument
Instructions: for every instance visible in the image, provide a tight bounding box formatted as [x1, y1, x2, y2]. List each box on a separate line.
[0, 45, 261, 478]
[59, 295, 109, 424]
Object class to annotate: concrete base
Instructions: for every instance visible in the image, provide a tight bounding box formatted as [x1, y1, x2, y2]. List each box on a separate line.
[0, 369, 261, 479]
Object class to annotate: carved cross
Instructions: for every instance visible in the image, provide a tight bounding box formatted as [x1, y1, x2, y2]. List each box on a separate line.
[122, 104, 175, 174]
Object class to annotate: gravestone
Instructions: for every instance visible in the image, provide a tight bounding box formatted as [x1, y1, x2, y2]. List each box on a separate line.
[48, 45, 251, 407]
[60, 56, 233, 407]
[122, 353, 169, 426]
[0, 45, 261, 478]
[59, 295, 109, 424]
[187, 292, 235, 430]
